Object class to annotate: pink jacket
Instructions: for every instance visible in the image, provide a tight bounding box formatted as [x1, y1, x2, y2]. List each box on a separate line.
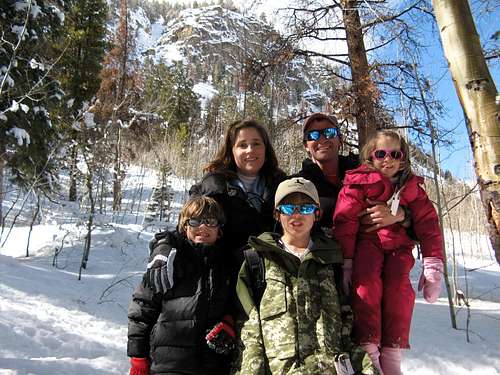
[332, 165, 443, 260]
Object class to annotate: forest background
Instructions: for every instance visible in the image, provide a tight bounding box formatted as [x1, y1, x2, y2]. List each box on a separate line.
[0, 0, 499, 373]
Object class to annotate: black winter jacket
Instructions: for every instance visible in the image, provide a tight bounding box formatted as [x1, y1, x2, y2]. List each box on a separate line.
[127, 231, 237, 375]
[294, 155, 359, 229]
[189, 171, 285, 266]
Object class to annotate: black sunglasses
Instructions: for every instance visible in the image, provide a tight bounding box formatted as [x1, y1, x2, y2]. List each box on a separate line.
[305, 127, 340, 142]
[187, 218, 219, 227]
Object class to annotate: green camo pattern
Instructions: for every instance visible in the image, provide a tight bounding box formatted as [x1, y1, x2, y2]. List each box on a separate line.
[237, 232, 344, 375]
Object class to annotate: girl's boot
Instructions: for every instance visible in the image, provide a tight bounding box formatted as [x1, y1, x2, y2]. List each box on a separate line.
[361, 343, 384, 375]
[380, 347, 403, 375]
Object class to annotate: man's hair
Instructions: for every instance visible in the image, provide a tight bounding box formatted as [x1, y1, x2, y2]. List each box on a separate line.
[302, 113, 340, 144]
[203, 119, 283, 185]
[360, 129, 412, 176]
[178, 196, 225, 235]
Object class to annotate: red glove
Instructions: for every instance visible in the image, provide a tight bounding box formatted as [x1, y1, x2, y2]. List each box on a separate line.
[130, 357, 149, 375]
[205, 315, 235, 355]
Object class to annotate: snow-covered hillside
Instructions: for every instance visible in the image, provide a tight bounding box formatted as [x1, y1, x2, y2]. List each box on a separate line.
[0, 169, 499, 374]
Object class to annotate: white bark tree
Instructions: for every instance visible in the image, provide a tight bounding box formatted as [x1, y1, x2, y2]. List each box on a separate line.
[432, 0, 500, 263]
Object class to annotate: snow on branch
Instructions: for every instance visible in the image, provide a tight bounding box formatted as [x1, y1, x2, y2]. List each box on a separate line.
[6, 127, 31, 146]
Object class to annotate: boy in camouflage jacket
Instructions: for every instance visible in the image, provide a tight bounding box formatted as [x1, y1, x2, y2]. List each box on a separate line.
[236, 178, 370, 375]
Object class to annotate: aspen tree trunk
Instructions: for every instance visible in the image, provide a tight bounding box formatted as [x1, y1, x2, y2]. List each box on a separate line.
[414, 64, 457, 328]
[432, 0, 500, 264]
[0, 142, 4, 224]
[341, 0, 378, 149]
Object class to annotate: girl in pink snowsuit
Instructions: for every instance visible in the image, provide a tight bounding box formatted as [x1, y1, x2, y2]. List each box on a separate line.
[333, 130, 444, 375]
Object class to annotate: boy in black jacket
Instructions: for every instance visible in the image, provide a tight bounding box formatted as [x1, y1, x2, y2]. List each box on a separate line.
[127, 196, 237, 375]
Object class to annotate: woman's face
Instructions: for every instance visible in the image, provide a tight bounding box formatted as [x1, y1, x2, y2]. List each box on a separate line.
[303, 119, 341, 165]
[232, 127, 266, 177]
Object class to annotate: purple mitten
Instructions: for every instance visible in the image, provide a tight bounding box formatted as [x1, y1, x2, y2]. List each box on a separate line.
[418, 257, 443, 303]
[342, 259, 353, 295]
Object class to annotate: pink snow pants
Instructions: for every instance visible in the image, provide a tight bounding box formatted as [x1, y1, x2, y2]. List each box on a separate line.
[351, 239, 415, 348]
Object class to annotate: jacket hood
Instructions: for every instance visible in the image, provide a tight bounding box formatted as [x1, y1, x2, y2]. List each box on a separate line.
[248, 232, 343, 275]
[343, 164, 386, 185]
[344, 164, 424, 186]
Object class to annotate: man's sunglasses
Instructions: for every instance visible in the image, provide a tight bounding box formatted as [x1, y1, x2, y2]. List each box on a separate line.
[371, 149, 404, 161]
[187, 218, 219, 227]
[305, 127, 340, 142]
[277, 204, 319, 216]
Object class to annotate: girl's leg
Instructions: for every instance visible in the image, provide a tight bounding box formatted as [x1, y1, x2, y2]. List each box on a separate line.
[381, 249, 415, 348]
[361, 342, 384, 375]
[351, 240, 385, 345]
[380, 347, 402, 375]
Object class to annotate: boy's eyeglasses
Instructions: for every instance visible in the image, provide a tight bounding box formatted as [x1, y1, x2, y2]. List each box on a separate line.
[277, 204, 319, 216]
[305, 127, 340, 142]
[187, 218, 219, 227]
[371, 149, 404, 161]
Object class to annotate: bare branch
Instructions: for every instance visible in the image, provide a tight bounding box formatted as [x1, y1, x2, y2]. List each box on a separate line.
[293, 49, 351, 66]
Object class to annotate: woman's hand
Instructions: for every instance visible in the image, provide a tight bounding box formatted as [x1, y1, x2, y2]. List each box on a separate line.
[358, 199, 405, 232]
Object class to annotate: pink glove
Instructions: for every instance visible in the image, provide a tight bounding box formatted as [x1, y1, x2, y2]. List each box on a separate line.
[130, 357, 149, 375]
[418, 257, 443, 303]
[342, 259, 353, 295]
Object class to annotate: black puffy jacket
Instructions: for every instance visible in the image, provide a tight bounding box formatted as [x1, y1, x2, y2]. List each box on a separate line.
[127, 232, 237, 375]
[189, 171, 285, 266]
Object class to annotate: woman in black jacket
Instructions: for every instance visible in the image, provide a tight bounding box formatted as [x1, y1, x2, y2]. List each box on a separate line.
[189, 119, 286, 266]
[127, 197, 237, 375]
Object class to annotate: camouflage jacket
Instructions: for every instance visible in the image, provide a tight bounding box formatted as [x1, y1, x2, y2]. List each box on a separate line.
[237, 232, 344, 375]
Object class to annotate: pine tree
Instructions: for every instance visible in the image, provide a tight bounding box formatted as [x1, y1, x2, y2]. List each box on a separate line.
[141, 61, 199, 140]
[55, 0, 107, 201]
[0, 0, 66, 218]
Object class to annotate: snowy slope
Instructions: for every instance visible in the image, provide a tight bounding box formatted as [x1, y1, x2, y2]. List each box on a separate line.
[0, 169, 499, 374]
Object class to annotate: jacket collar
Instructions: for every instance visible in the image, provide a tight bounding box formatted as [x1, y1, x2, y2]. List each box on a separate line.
[248, 232, 343, 274]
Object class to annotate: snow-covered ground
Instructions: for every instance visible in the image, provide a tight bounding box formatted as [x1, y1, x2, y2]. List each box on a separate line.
[0, 169, 499, 375]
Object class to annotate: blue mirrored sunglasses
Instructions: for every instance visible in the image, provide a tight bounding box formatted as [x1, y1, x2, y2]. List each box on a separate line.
[305, 127, 339, 141]
[277, 204, 319, 216]
[187, 218, 219, 227]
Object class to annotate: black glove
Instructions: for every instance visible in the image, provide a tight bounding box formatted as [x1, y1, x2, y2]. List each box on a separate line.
[143, 246, 176, 294]
[205, 315, 236, 355]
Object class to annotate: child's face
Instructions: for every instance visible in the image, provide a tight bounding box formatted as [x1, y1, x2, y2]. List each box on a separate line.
[277, 194, 317, 239]
[372, 135, 403, 178]
[185, 217, 219, 244]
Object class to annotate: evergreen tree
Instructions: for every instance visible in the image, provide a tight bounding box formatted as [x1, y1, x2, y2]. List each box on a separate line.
[141, 61, 199, 139]
[0, 0, 65, 218]
[55, 0, 107, 201]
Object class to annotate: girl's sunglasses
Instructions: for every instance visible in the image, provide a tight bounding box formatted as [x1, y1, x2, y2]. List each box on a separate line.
[187, 218, 219, 227]
[305, 127, 340, 142]
[277, 204, 319, 216]
[371, 149, 404, 161]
